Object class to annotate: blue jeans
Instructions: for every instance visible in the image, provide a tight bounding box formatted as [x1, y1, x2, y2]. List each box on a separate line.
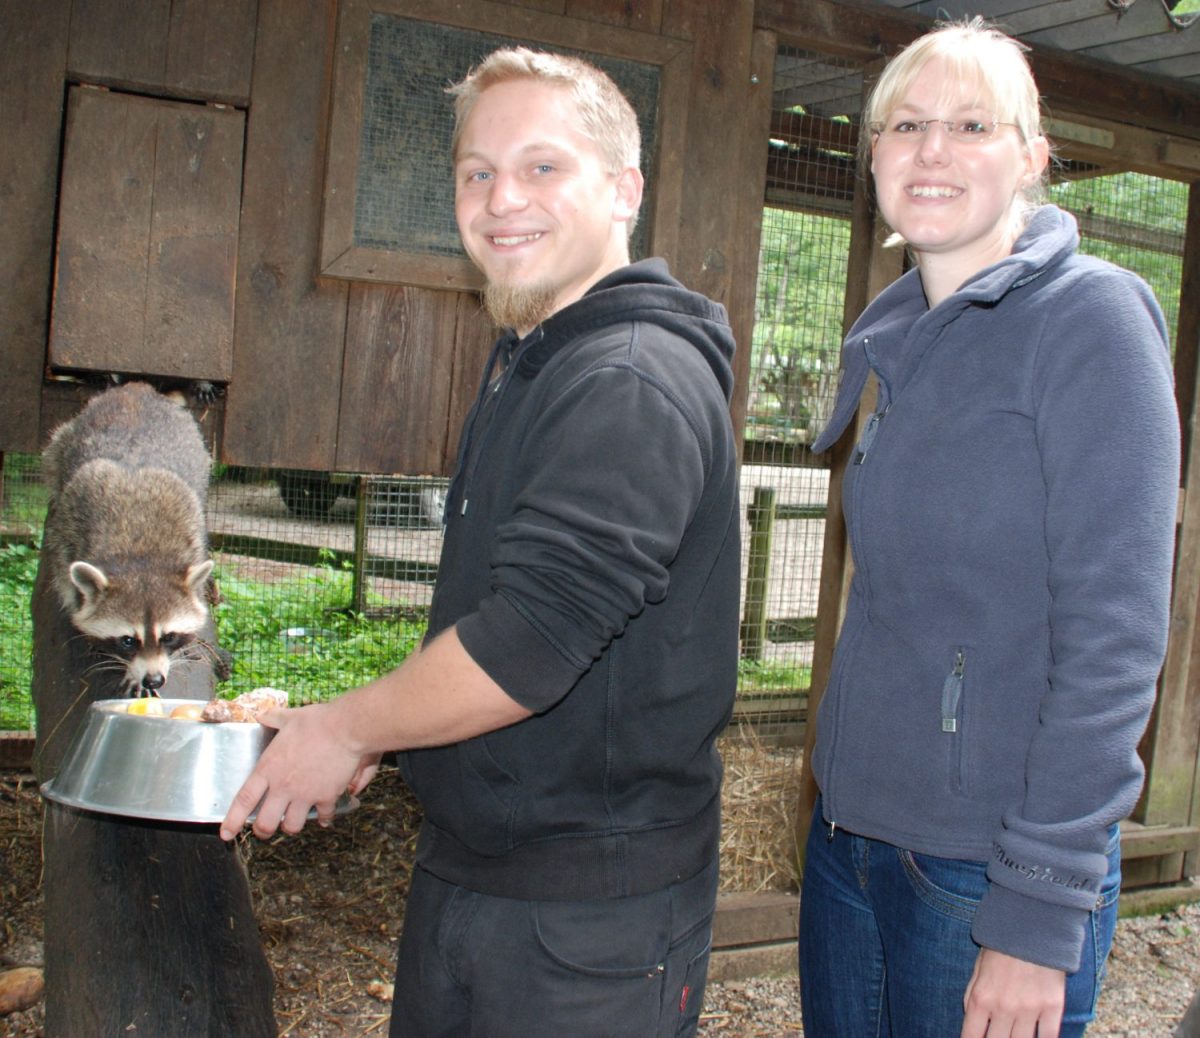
[798, 799, 1121, 1037]
[389, 857, 718, 1037]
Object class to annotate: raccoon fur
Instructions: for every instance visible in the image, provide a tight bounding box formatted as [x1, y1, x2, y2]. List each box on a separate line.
[41, 382, 217, 696]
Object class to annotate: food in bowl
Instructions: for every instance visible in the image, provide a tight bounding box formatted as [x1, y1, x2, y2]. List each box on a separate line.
[125, 687, 288, 723]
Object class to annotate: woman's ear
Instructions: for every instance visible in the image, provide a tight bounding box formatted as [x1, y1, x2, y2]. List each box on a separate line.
[1024, 134, 1051, 184]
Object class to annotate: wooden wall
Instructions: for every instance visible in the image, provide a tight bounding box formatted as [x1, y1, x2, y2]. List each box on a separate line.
[0, 0, 768, 474]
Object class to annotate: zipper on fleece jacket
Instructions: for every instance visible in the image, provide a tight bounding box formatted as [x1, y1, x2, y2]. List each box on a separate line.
[853, 337, 892, 465]
[941, 650, 966, 732]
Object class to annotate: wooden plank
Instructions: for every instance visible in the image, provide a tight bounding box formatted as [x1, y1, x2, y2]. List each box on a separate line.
[143, 101, 243, 381]
[49, 87, 242, 382]
[0, 2, 69, 452]
[713, 891, 799, 948]
[1120, 825, 1200, 861]
[222, 0, 348, 471]
[753, 0, 1200, 144]
[1117, 882, 1200, 917]
[336, 283, 461, 474]
[661, 0, 758, 310]
[707, 942, 796, 984]
[0, 733, 36, 770]
[67, 0, 257, 104]
[51, 87, 154, 371]
[443, 295, 500, 474]
[564, 0, 663, 32]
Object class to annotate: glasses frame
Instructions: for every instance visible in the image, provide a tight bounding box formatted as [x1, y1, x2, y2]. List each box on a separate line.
[868, 116, 1020, 145]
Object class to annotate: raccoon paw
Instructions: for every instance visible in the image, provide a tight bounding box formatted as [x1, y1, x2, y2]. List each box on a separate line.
[213, 646, 234, 682]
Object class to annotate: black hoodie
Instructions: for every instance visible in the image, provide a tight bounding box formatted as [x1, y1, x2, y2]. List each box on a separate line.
[398, 258, 741, 900]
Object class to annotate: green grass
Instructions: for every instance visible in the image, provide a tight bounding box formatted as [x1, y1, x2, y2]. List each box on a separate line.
[0, 542, 39, 729]
[739, 656, 811, 693]
[0, 542, 812, 730]
[212, 561, 425, 700]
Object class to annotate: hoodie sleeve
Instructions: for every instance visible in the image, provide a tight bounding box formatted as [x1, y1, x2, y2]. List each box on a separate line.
[456, 340, 721, 713]
[970, 265, 1180, 971]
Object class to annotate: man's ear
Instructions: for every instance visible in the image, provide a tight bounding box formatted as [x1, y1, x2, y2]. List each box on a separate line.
[613, 166, 645, 225]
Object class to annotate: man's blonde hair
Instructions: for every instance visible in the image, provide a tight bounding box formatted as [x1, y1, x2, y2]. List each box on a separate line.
[863, 18, 1049, 239]
[448, 47, 641, 177]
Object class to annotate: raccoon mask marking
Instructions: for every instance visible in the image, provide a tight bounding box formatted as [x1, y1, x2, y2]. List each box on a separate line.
[41, 383, 217, 697]
[68, 557, 215, 693]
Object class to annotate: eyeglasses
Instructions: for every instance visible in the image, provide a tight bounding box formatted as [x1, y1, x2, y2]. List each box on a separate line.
[869, 117, 1018, 145]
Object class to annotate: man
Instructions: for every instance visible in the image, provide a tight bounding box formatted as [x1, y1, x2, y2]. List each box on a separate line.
[221, 47, 740, 1037]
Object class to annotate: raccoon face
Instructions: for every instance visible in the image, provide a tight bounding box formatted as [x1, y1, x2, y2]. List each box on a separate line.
[67, 559, 215, 695]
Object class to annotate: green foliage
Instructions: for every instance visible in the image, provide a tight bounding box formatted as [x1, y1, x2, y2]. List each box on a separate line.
[749, 208, 850, 441]
[0, 542, 38, 729]
[1049, 172, 1186, 349]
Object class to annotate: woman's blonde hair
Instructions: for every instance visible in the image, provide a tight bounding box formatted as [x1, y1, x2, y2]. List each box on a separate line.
[448, 47, 641, 177]
[862, 17, 1050, 240]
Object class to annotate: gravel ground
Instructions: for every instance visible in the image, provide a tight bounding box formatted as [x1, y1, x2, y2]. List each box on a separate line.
[4, 765, 1199, 1037]
[699, 897, 1200, 1035]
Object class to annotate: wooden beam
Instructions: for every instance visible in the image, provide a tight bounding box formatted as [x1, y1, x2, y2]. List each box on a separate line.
[754, 0, 1200, 144]
[1120, 824, 1200, 861]
[1138, 180, 1200, 839]
[713, 891, 799, 948]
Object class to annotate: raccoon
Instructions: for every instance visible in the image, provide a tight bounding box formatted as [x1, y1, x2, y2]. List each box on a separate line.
[41, 382, 216, 696]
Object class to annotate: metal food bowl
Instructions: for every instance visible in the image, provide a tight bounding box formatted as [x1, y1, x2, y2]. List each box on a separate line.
[41, 698, 354, 824]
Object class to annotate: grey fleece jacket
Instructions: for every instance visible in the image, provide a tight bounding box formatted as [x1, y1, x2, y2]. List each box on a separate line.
[810, 205, 1179, 971]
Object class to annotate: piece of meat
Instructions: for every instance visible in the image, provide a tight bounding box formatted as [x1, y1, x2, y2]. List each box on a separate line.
[200, 686, 288, 723]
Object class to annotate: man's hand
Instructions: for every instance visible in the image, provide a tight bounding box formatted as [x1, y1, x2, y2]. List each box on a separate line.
[962, 947, 1066, 1038]
[218, 701, 378, 842]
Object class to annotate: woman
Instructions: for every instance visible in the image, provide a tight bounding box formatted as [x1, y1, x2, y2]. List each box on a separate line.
[799, 19, 1180, 1038]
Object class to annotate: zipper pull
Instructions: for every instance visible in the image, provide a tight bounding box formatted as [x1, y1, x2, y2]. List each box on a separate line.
[854, 408, 886, 465]
[826, 820, 837, 842]
[941, 650, 966, 733]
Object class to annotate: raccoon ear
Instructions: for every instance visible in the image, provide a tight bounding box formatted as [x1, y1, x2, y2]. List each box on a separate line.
[186, 559, 215, 593]
[69, 561, 109, 608]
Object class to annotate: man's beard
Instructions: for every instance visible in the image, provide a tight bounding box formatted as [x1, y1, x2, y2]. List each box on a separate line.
[483, 279, 558, 332]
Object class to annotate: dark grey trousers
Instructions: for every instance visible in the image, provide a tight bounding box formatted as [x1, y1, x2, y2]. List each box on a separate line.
[389, 857, 719, 1037]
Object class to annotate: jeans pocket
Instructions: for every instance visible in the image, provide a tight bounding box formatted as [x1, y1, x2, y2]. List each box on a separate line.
[898, 848, 988, 923]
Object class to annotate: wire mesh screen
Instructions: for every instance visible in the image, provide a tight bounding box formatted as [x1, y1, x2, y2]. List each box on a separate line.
[722, 48, 861, 894]
[354, 12, 659, 262]
[1049, 172, 1186, 352]
[0, 462, 445, 732]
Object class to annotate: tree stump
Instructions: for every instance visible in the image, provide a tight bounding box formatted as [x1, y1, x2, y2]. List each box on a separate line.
[32, 557, 276, 1037]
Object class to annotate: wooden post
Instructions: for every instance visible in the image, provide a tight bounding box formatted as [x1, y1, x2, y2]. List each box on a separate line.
[33, 555, 276, 1036]
[352, 475, 369, 613]
[740, 487, 777, 661]
[794, 57, 904, 872]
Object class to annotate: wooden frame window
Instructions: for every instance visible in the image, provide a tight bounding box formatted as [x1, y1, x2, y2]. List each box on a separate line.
[320, 0, 690, 290]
